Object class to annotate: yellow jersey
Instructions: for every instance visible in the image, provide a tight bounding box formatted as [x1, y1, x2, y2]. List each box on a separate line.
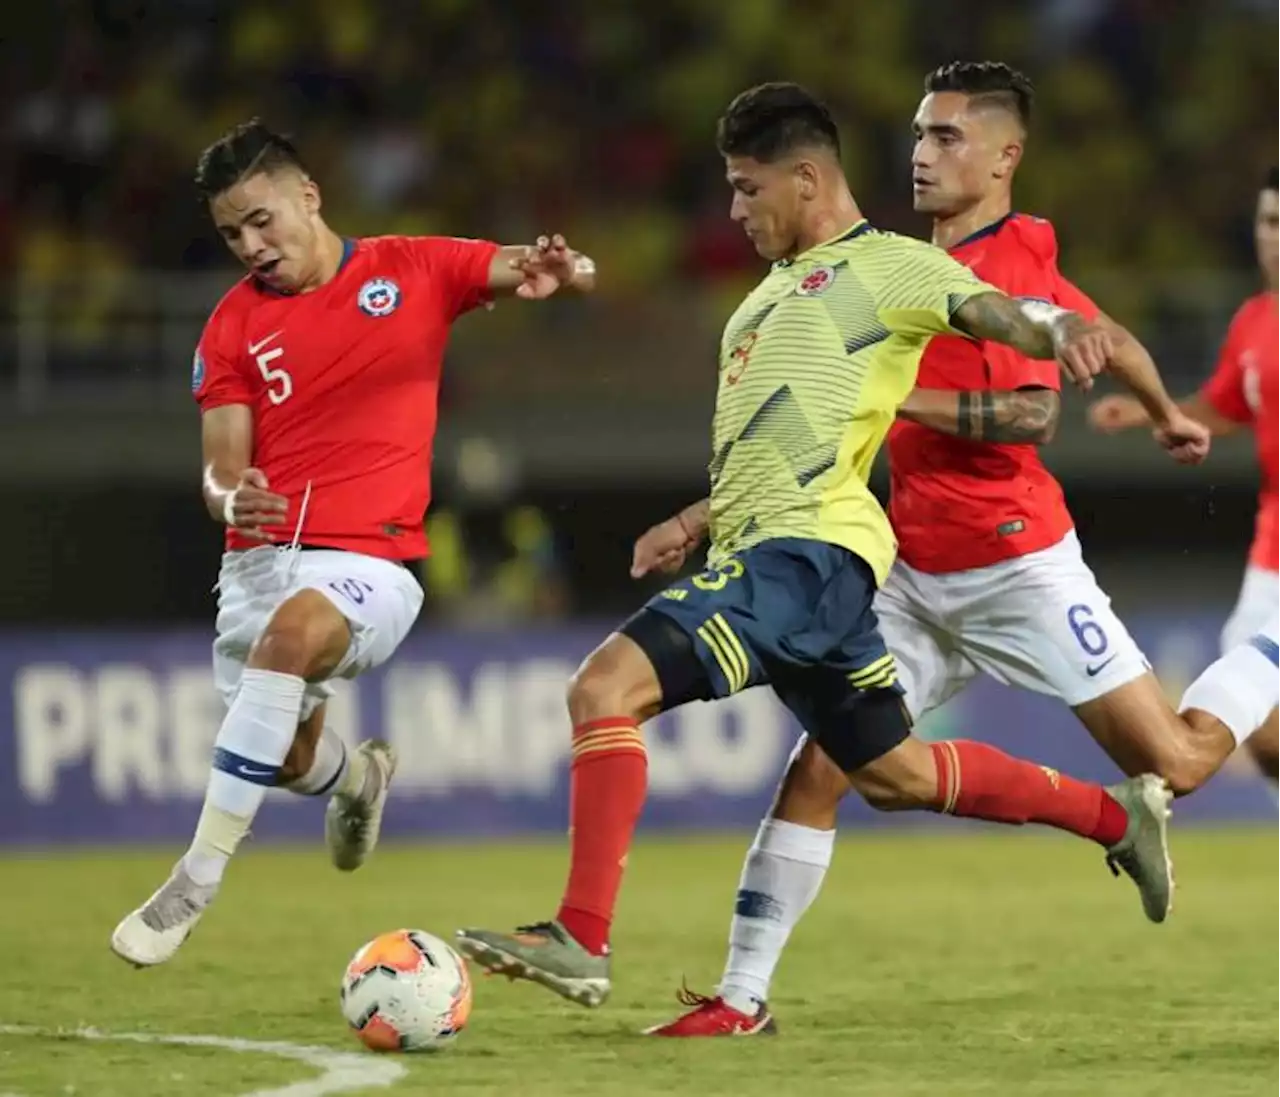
[708, 221, 997, 584]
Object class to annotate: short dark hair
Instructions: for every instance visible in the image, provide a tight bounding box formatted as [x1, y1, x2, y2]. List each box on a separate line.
[1265, 166, 1278, 192]
[925, 61, 1035, 130]
[716, 82, 841, 162]
[194, 119, 308, 199]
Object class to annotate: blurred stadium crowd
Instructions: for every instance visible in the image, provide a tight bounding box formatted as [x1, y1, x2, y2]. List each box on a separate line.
[6, 1, 1276, 298]
[0, 0, 1274, 624]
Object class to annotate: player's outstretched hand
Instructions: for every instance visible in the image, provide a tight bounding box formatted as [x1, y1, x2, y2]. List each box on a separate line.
[1087, 394, 1148, 433]
[224, 468, 289, 541]
[1152, 410, 1211, 465]
[631, 515, 700, 579]
[1052, 315, 1113, 392]
[510, 234, 591, 300]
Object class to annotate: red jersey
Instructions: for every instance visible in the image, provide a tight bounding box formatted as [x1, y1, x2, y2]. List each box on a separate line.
[1201, 291, 1279, 572]
[193, 234, 498, 560]
[888, 213, 1098, 573]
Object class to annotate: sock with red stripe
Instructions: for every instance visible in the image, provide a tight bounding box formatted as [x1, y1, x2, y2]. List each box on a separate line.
[930, 740, 1128, 847]
[555, 717, 648, 956]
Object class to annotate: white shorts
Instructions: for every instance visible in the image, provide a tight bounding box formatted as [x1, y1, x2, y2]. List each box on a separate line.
[1219, 565, 1279, 654]
[876, 530, 1149, 716]
[212, 546, 424, 720]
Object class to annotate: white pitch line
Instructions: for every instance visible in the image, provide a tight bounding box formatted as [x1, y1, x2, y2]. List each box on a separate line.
[0, 1025, 406, 1097]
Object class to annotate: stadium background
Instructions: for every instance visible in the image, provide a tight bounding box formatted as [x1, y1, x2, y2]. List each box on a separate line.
[1, 0, 1277, 845]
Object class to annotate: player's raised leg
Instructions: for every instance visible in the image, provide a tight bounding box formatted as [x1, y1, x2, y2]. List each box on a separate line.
[456, 625, 666, 1006]
[111, 589, 352, 967]
[1069, 616, 1280, 798]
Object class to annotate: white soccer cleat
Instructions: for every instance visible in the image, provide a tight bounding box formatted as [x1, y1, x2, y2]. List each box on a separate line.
[110, 861, 218, 967]
[325, 739, 397, 872]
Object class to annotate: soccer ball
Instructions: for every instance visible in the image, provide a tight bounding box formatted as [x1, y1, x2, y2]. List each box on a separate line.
[340, 929, 473, 1052]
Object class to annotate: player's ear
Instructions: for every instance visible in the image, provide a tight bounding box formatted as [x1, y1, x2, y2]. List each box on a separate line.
[996, 140, 1023, 182]
[794, 158, 820, 200]
[302, 177, 322, 216]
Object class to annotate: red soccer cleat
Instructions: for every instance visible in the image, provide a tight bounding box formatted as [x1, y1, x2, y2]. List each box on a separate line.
[642, 985, 777, 1037]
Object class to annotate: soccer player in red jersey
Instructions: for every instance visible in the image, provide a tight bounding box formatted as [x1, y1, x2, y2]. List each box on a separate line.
[645, 63, 1279, 1036]
[1090, 167, 1279, 782]
[110, 120, 596, 968]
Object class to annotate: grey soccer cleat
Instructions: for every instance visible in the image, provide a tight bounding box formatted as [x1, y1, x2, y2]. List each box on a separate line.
[111, 861, 219, 967]
[325, 739, 396, 872]
[1104, 773, 1175, 923]
[455, 920, 612, 1007]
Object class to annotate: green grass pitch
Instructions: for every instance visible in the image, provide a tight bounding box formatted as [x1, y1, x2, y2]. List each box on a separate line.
[0, 828, 1275, 1096]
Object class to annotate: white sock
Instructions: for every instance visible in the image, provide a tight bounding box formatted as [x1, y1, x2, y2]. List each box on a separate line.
[283, 725, 349, 796]
[719, 818, 835, 1012]
[1180, 618, 1280, 746]
[183, 669, 306, 885]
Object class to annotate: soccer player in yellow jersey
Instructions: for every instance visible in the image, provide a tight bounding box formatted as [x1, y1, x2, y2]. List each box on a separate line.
[456, 83, 1174, 1013]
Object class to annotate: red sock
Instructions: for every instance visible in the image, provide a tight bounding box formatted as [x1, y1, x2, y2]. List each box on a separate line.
[930, 740, 1128, 847]
[555, 718, 648, 956]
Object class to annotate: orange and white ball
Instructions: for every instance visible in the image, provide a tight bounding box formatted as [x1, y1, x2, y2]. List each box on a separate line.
[340, 929, 472, 1052]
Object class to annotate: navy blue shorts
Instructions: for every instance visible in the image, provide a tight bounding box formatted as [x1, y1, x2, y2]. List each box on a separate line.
[621, 537, 907, 767]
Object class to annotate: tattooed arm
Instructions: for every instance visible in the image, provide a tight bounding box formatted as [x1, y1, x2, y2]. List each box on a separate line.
[898, 387, 1060, 444]
[949, 292, 1111, 390]
[947, 294, 1209, 463]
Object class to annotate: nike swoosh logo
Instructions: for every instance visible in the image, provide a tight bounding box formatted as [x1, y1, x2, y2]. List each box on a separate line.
[248, 331, 282, 354]
[235, 764, 276, 778]
[1085, 655, 1118, 677]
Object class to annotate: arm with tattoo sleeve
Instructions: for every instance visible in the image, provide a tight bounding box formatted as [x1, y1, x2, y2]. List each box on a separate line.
[897, 386, 1060, 444]
[951, 293, 1076, 358]
[949, 291, 1112, 391]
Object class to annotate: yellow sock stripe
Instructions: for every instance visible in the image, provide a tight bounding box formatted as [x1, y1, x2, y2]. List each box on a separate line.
[574, 739, 647, 760]
[573, 733, 647, 760]
[697, 620, 746, 693]
[847, 653, 895, 687]
[572, 730, 645, 755]
[709, 613, 751, 691]
[573, 723, 641, 741]
[941, 740, 962, 814]
[572, 726, 644, 748]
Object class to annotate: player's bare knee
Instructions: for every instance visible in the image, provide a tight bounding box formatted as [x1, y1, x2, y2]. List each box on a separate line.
[250, 591, 351, 679]
[566, 633, 662, 724]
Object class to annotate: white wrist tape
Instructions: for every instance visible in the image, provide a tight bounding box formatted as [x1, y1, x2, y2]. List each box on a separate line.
[1016, 297, 1071, 326]
[222, 488, 239, 526]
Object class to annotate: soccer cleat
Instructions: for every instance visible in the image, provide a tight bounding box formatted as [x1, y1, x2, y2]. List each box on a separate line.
[454, 920, 611, 1007]
[643, 985, 777, 1037]
[326, 739, 396, 872]
[110, 861, 218, 967]
[1104, 773, 1175, 923]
